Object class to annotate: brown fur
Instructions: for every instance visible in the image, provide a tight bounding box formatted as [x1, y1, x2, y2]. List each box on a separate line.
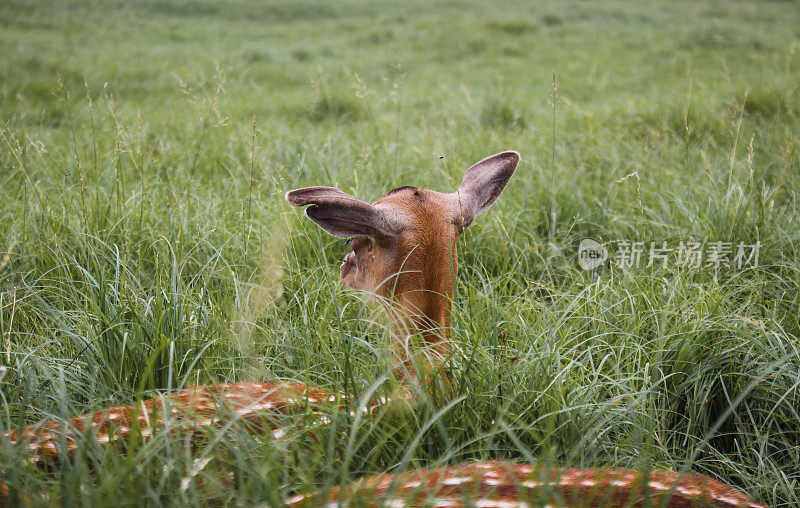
[366, 188, 458, 371]
[328, 152, 521, 378]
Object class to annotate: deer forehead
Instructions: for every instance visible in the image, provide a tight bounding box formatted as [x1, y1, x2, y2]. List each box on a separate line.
[373, 187, 458, 226]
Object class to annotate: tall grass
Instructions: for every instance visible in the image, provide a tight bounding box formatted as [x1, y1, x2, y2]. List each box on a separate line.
[0, 0, 799, 505]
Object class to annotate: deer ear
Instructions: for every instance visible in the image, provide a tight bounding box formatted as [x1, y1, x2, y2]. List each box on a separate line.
[454, 151, 519, 229]
[285, 186, 400, 241]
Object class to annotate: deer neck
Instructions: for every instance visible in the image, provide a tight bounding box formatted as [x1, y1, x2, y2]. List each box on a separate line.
[384, 229, 458, 373]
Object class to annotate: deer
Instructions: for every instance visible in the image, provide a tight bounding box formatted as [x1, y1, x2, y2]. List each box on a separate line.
[2, 151, 767, 507]
[285, 461, 768, 507]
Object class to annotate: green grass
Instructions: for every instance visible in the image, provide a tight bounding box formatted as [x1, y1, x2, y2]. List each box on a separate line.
[0, 0, 799, 505]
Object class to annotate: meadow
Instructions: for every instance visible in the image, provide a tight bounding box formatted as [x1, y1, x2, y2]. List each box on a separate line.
[0, 0, 799, 505]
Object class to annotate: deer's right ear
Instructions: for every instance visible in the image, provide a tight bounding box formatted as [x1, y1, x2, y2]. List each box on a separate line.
[285, 187, 400, 241]
[454, 150, 519, 229]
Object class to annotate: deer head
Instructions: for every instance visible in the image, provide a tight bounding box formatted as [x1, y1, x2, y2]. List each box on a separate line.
[286, 151, 519, 376]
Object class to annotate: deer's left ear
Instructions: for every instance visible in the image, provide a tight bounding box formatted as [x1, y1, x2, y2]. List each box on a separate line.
[454, 150, 519, 229]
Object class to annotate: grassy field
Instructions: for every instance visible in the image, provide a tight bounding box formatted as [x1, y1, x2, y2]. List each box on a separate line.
[1, 0, 799, 505]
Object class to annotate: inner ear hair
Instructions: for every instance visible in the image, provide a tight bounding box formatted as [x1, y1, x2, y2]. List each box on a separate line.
[455, 150, 519, 228]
